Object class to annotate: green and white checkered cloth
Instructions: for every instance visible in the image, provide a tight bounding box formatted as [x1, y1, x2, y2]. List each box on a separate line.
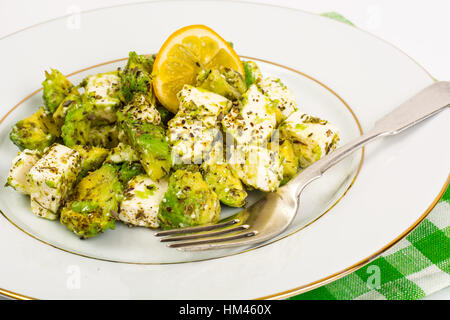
[289, 12, 450, 300]
[290, 186, 449, 300]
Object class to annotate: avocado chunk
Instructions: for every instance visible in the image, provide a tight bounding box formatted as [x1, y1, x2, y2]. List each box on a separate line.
[72, 145, 109, 178]
[117, 162, 146, 185]
[120, 51, 155, 103]
[52, 87, 81, 127]
[117, 103, 171, 181]
[196, 67, 246, 101]
[171, 163, 200, 173]
[278, 140, 299, 185]
[203, 164, 247, 207]
[60, 164, 123, 238]
[201, 141, 247, 207]
[10, 107, 59, 151]
[156, 102, 174, 126]
[60, 96, 92, 147]
[87, 124, 120, 149]
[42, 69, 74, 114]
[61, 95, 120, 149]
[158, 169, 221, 229]
[242, 60, 262, 87]
[103, 142, 146, 185]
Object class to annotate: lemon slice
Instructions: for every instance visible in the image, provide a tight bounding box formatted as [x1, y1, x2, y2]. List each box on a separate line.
[153, 25, 244, 113]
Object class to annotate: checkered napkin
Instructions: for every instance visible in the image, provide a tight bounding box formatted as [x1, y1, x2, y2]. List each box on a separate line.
[289, 13, 450, 300]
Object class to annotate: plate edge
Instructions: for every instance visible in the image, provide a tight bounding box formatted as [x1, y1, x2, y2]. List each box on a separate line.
[0, 0, 442, 300]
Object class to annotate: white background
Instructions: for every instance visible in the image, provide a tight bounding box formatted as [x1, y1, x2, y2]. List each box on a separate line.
[0, 0, 448, 300]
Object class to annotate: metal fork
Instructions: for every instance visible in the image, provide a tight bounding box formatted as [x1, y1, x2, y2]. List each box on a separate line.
[155, 81, 450, 251]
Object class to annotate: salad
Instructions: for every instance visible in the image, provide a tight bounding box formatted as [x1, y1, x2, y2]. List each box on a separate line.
[5, 25, 340, 239]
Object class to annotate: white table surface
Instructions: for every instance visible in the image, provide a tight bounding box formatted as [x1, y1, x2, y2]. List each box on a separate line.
[0, 0, 448, 300]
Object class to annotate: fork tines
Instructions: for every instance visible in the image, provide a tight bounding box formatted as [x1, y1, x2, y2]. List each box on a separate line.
[154, 218, 257, 250]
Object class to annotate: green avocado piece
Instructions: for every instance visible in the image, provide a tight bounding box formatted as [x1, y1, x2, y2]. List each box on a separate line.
[156, 102, 174, 126]
[103, 142, 145, 185]
[120, 51, 155, 103]
[61, 94, 120, 149]
[196, 67, 246, 101]
[242, 60, 262, 87]
[87, 124, 120, 149]
[171, 163, 200, 173]
[71, 200, 99, 214]
[120, 51, 174, 125]
[72, 145, 109, 178]
[278, 140, 299, 185]
[202, 164, 247, 207]
[118, 161, 145, 186]
[60, 163, 123, 238]
[52, 87, 81, 127]
[42, 69, 73, 114]
[10, 107, 59, 151]
[158, 169, 221, 229]
[117, 110, 171, 181]
[60, 96, 92, 147]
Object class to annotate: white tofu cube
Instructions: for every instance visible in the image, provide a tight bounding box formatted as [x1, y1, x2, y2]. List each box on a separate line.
[31, 199, 57, 220]
[177, 85, 231, 117]
[279, 111, 339, 167]
[258, 77, 297, 119]
[85, 72, 121, 122]
[6, 149, 41, 194]
[229, 144, 283, 192]
[85, 72, 121, 103]
[119, 175, 168, 228]
[168, 85, 230, 164]
[222, 84, 277, 147]
[26, 144, 81, 219]
[168, 116, 219, 164]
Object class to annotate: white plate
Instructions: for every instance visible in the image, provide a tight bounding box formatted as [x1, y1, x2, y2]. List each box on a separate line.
[0, 1, 448, 299]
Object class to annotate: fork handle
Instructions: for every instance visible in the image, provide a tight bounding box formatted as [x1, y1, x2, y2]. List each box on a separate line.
[292, 81, 450, 196]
